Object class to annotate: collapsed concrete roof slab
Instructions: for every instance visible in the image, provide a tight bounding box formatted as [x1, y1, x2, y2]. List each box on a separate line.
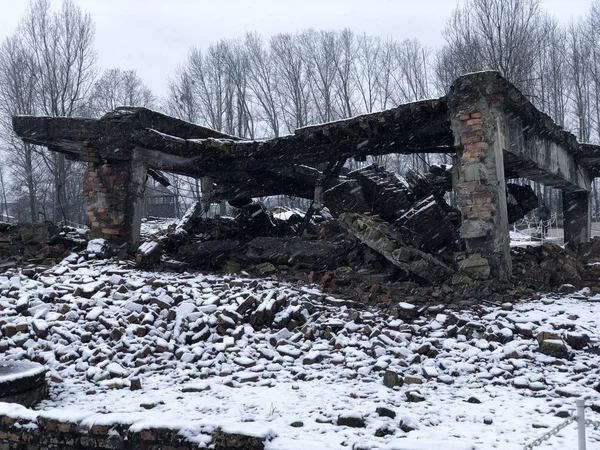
[12, 107, 239, 162]
[11, 71, 597, 280]
[13, 100, 452, 176]
[13, 72, 596, 195]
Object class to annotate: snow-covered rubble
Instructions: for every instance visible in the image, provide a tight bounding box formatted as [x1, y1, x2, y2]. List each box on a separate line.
[0, 255, 600, 448]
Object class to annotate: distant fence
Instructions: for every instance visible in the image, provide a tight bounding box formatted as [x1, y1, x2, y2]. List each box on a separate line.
[512, 213, 563, 246]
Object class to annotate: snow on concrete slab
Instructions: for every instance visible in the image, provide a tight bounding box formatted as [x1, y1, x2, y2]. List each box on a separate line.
[0, 361, 46, 383]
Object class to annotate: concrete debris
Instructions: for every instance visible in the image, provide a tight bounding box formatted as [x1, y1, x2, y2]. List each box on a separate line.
[506, 183, 539, 224]
[3, 157, 600, 306]
[339, 212, 455, 285]
[458, 253, 491, 280]
[0, 222, 86, 266]
[131, 163, 539, 293]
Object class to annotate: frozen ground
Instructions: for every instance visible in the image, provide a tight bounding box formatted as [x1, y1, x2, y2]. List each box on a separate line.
[510, 221, 600, 248]
[0, 255, 599, 449]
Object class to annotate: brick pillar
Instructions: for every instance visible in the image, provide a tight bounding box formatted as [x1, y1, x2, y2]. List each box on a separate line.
[563, 191, 590, 248]
[83, 150, 147, 250]
[448, 90, 511, 280]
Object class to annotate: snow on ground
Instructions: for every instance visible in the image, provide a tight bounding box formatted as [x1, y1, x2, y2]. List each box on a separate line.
[1, 255, 600, 449]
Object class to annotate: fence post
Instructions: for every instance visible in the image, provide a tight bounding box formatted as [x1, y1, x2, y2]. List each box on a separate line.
[577, 398, 586, 450]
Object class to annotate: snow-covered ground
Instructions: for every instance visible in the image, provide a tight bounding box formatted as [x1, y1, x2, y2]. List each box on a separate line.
[510, 221, 600, 248]
[1, 255, 600, 449]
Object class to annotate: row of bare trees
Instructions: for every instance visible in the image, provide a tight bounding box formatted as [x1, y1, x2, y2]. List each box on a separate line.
[166, 30, 432, 139]
[164, 0, 600, 215]
[163, 29, 436, 202]
[437, 0, 600, 216]
[437, 0, 600, 144]
[0, 0, 95, 223]
[0, 0, 155, 223]
[2, 0, 600, 222]
[164, 0, 600, 146]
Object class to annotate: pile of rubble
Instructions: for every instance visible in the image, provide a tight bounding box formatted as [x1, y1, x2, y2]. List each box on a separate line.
[0, 222, 86, 269]
[0, 259, 599, 447]
[0, 163, 595, 306]
[136, 165, 465, 281]
[127, 163, 600, 306]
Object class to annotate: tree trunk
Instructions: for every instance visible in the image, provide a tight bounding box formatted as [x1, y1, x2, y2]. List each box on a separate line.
[24, 144, 36, 222]
[53, 153, 68, 223]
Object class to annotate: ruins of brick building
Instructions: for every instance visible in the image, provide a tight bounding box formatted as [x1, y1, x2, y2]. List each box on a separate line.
[12, 71, 600, 281]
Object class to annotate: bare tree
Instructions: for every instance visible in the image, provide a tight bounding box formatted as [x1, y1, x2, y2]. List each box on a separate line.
[332, 29, 356, 118]
[270, 33, 312, 131]
[21, 0, 96, 117]
[186, 45, 227, 132]
[376, 39, 400, 111]
[222, 41, 254, 138]
[165, 65, 200, 123]
[18, 0, 97, 223]
[0, 36, 40, 222]
[535, 18, 569, 127]
[354, 33, 382, 114]
[301, 30, 337, 123]
[245, 32, 281, 137]
[88, 68, 155, 116]
[436, 0, 545, 96]
[435, 7, 485, 92]
[567, 22, 593, 143]
[585, 1, 600, 143]
[394, 39, 433, 103]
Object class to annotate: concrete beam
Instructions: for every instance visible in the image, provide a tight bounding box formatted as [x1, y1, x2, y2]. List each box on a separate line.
[123, 150, 148, 250]
[13, 101, 453, 176]
[502, 118, 591, 192]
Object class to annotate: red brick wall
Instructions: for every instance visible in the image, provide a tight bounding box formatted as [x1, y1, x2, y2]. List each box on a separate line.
[0, 413, 202, 449]
[0, 413, 266, 449]
[83, 161, 131, 242]
[456, 111, 496, 222]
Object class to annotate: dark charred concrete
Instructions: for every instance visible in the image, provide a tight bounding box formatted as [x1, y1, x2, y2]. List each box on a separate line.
[12, 72, 598, 277]
[563, 191, 591, 248]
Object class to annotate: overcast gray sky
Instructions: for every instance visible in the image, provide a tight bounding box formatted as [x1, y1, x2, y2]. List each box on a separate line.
[0, 0, 594, 97]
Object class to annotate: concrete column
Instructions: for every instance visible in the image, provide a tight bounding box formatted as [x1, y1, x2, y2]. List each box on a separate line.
[201, 177, 214, 213]
[123, 150, 148, 250]
[448, 85, 511, 280]
[83, 151, 147, 251]
[563, 191, 591, 248]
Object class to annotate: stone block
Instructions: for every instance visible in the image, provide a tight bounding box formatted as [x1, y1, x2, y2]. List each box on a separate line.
[458, 253, 491, 280]
[459, 220, 493, 239]
[383, 370, 403, 388]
